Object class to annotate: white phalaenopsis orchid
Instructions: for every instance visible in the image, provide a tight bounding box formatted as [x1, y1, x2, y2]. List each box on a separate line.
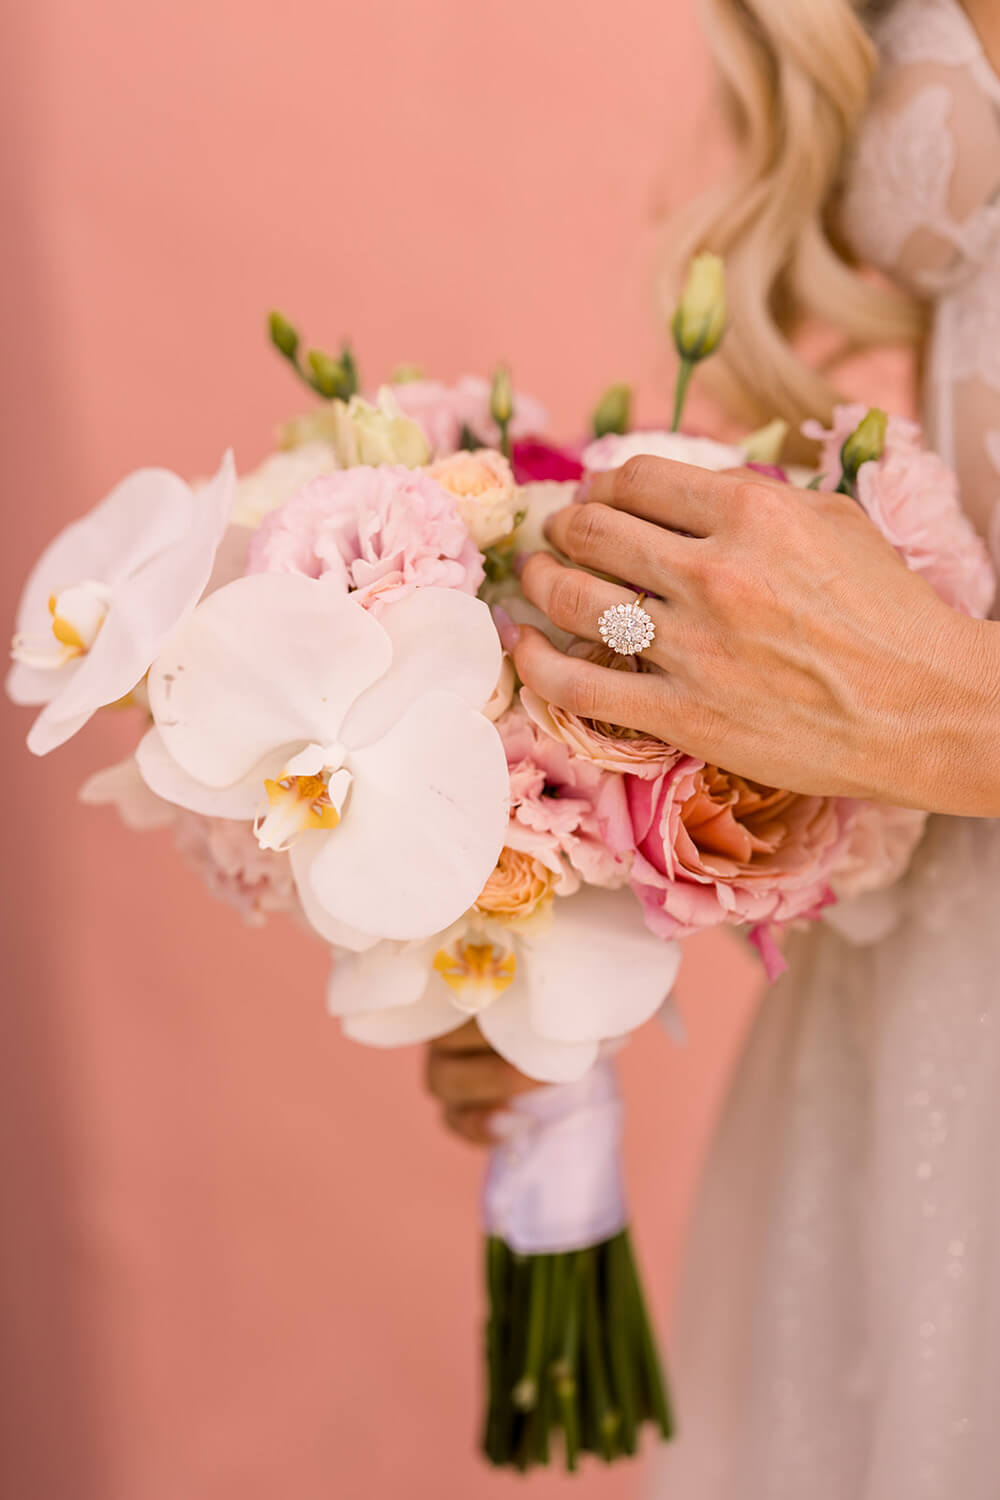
[8, 453, 236, 755]
[136, 575, 509, 947]
[328, 886, 681, 1083]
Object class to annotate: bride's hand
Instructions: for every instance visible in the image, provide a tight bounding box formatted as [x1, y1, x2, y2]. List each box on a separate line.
[508, 457, 1000, 816]
[425, 1024, 540, 1146]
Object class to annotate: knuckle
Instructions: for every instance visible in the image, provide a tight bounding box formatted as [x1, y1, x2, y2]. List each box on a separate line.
[617, 454, 656, 500]
[565, 501, 609, 555]
[548, 569, 590, 622]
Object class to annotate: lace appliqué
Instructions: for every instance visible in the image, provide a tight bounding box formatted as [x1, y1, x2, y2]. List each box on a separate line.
[841, 85, 955, 272]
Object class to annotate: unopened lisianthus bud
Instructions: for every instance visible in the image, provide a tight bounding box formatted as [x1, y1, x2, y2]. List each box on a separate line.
[490, 366, 514, 428]
[671, 252, 727, 363]
[268, 310, 299, 360]
[591, 383, 632, 439]
[743, 418, 788, 465]
[840, 408, 888, 484]
[340, 343, 360, 398]
[307, 349, 351, 401]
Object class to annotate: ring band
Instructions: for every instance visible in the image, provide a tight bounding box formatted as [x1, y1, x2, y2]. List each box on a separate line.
[597, 593, 656, 656]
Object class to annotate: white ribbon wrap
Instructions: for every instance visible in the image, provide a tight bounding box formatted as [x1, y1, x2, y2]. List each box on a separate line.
[482, 1058, 627, 1255]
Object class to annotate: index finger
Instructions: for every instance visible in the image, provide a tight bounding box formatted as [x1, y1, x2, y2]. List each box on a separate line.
[582, 455, 751, 537]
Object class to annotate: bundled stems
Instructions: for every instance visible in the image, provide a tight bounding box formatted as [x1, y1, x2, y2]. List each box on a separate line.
[482, 1230, 673, 1472]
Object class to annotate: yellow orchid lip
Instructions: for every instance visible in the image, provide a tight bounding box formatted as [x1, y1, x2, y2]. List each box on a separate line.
[11, 580, 111, 671]
[433, 939, 517, 1015]
[254, 760, 351, 852]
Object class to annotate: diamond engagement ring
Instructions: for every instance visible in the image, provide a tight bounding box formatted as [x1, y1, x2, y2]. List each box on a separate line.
[597, 593, 656, 657]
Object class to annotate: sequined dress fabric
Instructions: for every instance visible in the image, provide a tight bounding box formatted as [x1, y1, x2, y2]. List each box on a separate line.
[650, 3, 1000, 1495]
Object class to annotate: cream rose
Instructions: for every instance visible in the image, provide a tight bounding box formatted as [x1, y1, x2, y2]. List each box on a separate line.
[426, 449, 519, 548]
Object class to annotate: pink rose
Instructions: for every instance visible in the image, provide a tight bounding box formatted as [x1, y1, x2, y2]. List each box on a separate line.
[511, 439, 584, 484]
[626, 757, 852, 939]
[173, 814, 300, 926]
[520, 641, 680, 779]
[246, 466, 484, 606]
[497, 705, 633, 892]
[390, 377, 549, 457]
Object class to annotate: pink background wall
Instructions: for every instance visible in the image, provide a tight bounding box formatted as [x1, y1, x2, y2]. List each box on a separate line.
[1, 4, 762, 1496]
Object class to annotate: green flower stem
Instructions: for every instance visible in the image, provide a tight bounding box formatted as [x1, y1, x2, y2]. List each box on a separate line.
[622, 1232, 674, 1439]
[582, 1251, 619, 1461]
[671, 359, 695, 433]
[607, 1235, 638, 1454]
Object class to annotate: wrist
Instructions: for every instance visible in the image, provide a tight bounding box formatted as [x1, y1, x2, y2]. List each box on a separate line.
[911, 611, 1000, 817]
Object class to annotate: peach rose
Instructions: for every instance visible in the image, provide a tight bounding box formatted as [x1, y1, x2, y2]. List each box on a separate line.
[626, 757, 852, 939]
[475, 846, 558, 923]
[521, 642, 679, 779]
[425, 449, 519, 548]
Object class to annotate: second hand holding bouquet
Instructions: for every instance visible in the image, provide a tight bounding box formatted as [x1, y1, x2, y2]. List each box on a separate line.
[8, 255, 994, 1472]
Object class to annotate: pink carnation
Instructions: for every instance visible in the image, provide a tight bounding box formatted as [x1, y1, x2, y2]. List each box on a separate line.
[626, 757, 853, 940]
[804, 404, 996, 618]
[173, 814, 300, 926]
[857, 449, 995, 617]
[390, 377, 549, 458]
[246, 466, 484, 607]
[497, 705, 633, 892]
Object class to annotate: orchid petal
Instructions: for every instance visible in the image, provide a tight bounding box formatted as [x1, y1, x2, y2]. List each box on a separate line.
[6, 661, 60, 707]
[520, 886, 681, 1044]
[148, 574, 391, 788]
[477, 981, 599, 1083]
[341, 985, 463, 1046]
[340, 588, 501, 750]
[306, 689, 508, 942]
[79, 757, 178, 831]
[288, 839, 380, 952]
[25, 454, 236, 755]
[326, 939, 434, 1016]
[135, 727, 265, 819]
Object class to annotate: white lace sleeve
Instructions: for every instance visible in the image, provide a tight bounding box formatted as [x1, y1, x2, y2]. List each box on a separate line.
[839, 0, 1000, 554]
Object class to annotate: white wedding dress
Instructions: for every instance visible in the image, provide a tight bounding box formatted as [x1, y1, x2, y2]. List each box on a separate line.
[650, 3, 1000, 1496]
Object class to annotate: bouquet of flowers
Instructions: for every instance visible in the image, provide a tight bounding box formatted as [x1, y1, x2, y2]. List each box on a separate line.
[9, 255, 994, 1472]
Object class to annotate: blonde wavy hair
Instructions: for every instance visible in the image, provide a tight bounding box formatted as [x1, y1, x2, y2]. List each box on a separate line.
[663, 0, 927, 447]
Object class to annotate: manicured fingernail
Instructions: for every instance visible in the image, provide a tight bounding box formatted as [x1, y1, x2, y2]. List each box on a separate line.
[493, 606, 521, 651]
[490, 1110, 530, 1141]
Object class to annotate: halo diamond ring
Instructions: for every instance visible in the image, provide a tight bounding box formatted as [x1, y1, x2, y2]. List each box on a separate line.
[597, 594, 656, 657]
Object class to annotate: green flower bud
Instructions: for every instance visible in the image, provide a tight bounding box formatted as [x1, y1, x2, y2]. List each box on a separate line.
[743, 418, 789, 465]
[268, 310, 300, 361]
[490, 365, 514, 428]
[591, 382, 632, 439]
[307, 348, 350, 401]
[840, 408, 888, 484]
[671, 252, 727, 363]
[339, 342, 360, 398]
